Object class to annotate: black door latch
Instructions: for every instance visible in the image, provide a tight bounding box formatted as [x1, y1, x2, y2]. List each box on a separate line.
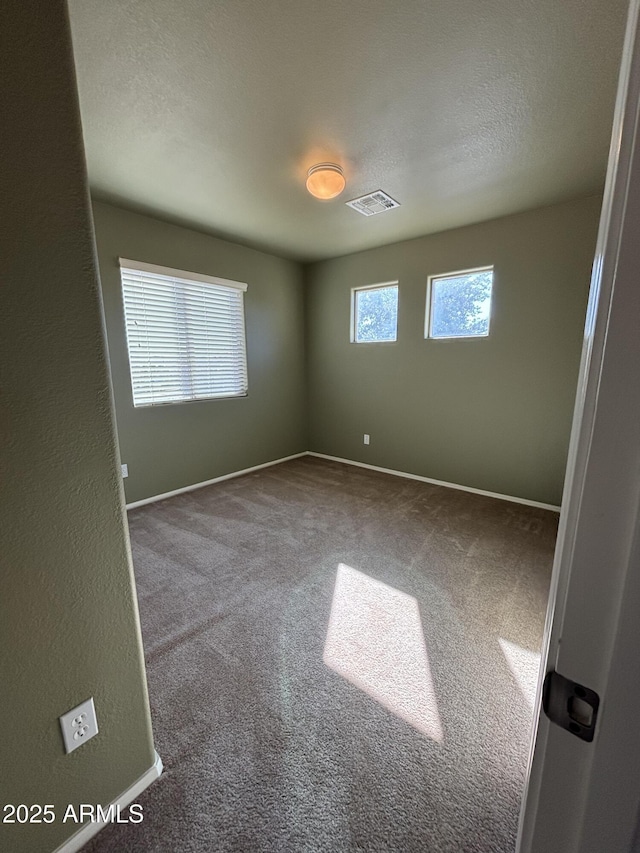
[542, 670, 600, 742]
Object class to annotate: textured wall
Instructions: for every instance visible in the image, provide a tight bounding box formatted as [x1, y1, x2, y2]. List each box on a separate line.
[93, 201, 307, 504]
[305, 196, 601, 506]
[0, 3, 155, 852]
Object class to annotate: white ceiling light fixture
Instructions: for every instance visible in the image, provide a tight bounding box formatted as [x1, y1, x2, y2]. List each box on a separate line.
[306, 163, 346, 200]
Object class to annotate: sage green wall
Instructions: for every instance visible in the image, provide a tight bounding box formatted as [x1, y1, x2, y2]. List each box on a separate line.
[305, 196, 601, 506]
[0, 3, 155, 852]
[93, 201, 307, 504]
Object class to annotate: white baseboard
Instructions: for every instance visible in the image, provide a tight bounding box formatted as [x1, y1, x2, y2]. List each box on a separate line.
[308, 452, 561, 512]
[126, 452, 308, 509]
[52, 751, 163, 853]
[126, 449, 560, 513]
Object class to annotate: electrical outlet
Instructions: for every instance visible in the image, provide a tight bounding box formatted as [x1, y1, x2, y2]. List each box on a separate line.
[121, 463, 128, 478]
[363, 434, 370, 445]
[59, 697, 99, 754]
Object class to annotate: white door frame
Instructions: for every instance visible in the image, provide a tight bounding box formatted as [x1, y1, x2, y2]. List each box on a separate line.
[518, 1, 640, 850]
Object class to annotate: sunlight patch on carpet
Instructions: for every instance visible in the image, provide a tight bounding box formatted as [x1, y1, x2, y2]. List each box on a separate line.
[499, 637, 541, 711]
[323, 563, 444, 742]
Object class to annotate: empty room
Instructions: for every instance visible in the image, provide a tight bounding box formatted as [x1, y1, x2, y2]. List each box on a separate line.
[3, 1, 639, 853]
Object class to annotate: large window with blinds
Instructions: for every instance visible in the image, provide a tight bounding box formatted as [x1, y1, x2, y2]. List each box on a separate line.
[119, 259, 248, 407]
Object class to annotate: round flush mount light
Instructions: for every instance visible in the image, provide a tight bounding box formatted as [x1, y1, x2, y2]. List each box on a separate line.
[306, 163, 346, 200]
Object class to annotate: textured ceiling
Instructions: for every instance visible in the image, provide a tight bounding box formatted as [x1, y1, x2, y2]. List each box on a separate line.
[68, 0, 629, 261]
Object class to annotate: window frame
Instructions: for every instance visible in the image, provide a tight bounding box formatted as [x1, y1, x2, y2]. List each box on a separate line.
[119, 258, 249, 408]
[425, 265, 494, 340]
[350, 280, 399, 344]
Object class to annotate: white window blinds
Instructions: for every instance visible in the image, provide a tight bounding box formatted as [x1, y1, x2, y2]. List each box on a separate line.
[119, 259, 248, 407]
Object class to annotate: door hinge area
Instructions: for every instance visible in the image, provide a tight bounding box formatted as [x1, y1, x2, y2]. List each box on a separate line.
[543, 670, 600, 742]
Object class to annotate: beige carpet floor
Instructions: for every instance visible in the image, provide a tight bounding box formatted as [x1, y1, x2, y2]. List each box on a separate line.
[85, 456, 556, 852]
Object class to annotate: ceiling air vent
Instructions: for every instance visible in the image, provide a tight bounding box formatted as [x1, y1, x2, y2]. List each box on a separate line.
[346, 190, 400, 216]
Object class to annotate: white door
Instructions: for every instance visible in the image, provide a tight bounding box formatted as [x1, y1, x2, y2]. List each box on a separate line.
[518, 1, 640, 851]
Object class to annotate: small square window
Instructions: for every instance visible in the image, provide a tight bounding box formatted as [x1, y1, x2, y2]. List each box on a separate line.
[352, 283, 398, 343]
[426, 267, 493, 339]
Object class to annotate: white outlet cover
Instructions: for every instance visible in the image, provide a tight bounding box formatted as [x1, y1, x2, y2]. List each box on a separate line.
[60, 697, 99, 754]
[121, 463, 128, 478]
[364, 434, 370, 445]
